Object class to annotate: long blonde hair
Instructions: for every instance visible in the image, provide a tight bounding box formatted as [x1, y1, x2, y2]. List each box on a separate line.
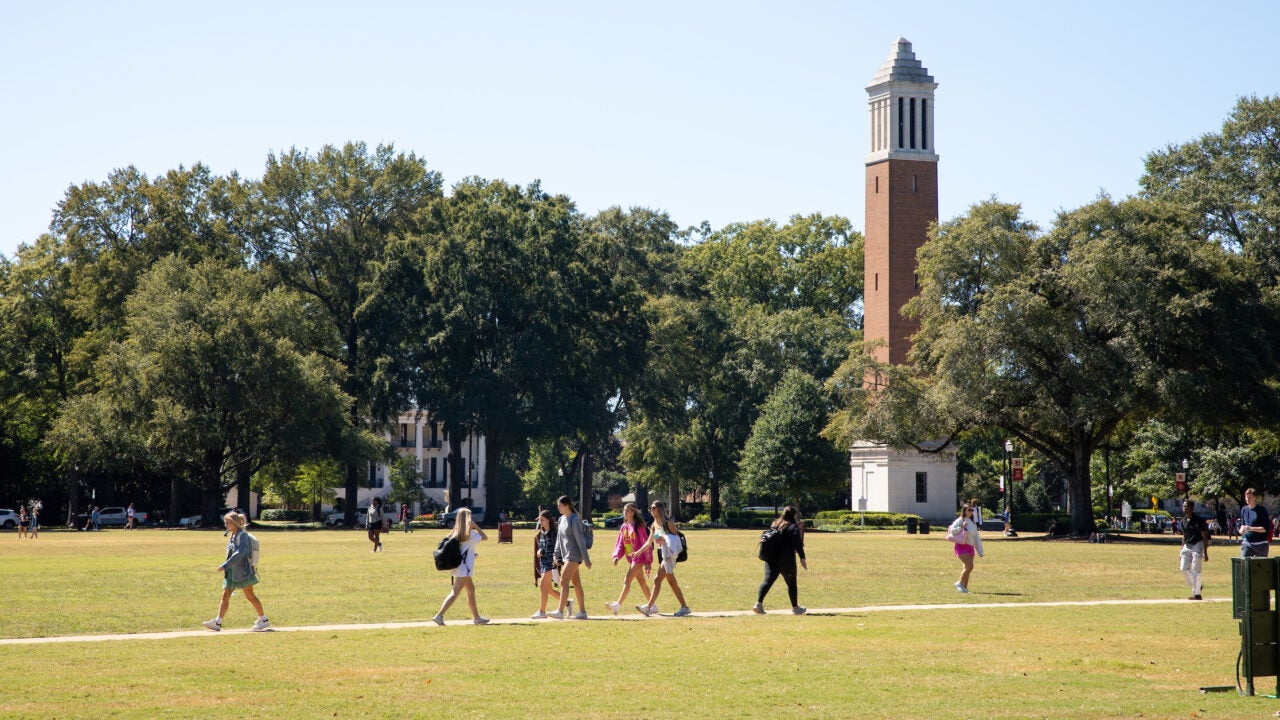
[450, 508, 472, 540]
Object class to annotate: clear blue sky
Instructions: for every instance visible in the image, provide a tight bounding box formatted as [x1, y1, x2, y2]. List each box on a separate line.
[2, 1, 1277, 260]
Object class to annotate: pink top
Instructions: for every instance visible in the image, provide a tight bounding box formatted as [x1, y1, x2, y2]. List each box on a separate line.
[613, 522, 653, 565]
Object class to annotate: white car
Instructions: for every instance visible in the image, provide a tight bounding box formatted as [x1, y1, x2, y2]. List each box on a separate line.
[0, 509, 18, 529]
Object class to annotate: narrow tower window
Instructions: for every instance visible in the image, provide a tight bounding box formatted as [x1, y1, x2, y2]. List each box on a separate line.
[897, 98, 904, 149]
[921, 99, 929, 150]
[912, 174, 918, 193]
[874, 273, 879, 292]
[909, 98, 917, 149]
[875, 176, 879, 193]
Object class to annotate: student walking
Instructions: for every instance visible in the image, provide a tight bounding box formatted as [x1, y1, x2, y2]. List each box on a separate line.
[606, 502, 653, 615]
[752, 505, 807, 615]
[400, 504, 413, 533]
[1180, 500, 1209, 600]
[366, 497, 385, 552]
[203, 511, 269, 631]
[947, 503, 984, 593]
[17, 508, 28, 539]
[28, 504, 38, 539]
[432, 507, 489, 625]
[1240, 488, 1270, 557]
[549, 495, 591, 620]
[531, 510, 565, 618]
[631, 500, 691, 617]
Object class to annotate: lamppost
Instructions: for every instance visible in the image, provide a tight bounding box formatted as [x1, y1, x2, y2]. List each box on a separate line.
[558, 467, 565, 498]
[1182, 458, 1190, 501]
[1004, 439, 1014, 536]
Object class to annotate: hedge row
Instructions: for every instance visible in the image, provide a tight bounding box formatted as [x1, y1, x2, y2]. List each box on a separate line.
[258, 509, 312, 522]
[812, 511, 923, 528]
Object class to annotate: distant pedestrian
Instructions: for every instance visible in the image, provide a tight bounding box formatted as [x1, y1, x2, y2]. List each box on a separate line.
[400, 504, 413, 533]
[530, 510, 564, 619]
[752, 505, 807, 615]
[630, 500, 691, 617]
[947, 503, 984, 593]
[432, 507, 489, 625]
[28, 504, 38, 539]
[17, 508, 28, 539]
[1180, 500, 1209, 600]
[606, 502, 653, 616]
[366, 497, 385, 552]
[125, 503, 136, 530]
[549, 495, 591, 620]
[202, 511, 269, 632]
[1240, 488, 1270, 557]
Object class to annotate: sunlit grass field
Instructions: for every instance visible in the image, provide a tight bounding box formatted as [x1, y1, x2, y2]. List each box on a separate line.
[0, 526, 1264, 718]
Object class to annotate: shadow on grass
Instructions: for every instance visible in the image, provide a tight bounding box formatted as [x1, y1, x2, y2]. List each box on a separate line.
[969, 591, 1024, 597]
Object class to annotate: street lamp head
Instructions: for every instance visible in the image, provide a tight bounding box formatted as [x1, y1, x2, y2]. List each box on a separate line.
[1182, 458, 1189, 469]
[1004, 440, 1013, 453]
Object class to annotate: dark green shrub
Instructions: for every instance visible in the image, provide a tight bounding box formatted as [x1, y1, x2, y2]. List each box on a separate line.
[259, 509, 311, 522]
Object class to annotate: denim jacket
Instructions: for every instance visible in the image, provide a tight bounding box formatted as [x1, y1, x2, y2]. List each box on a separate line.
[220, 530, 255, 583]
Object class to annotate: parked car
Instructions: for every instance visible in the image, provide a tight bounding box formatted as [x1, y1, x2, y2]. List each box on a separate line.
[0, 509, 18, 529]
[604, 511, 653, 529]
[97, 506, 148, 527]
[437, 507, 485, 527]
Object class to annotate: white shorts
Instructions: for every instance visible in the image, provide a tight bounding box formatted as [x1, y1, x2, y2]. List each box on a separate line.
[1180, 543, 1204, 573]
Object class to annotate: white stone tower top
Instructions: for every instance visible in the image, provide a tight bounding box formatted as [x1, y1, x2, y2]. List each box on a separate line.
[866, 38, 938, 163]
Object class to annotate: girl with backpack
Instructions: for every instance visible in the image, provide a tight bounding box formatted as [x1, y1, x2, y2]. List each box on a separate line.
[366, 497, 385, 552]
[606, 502, 653, 615]
[630, 500, 691, 617]
[947, 503, 984, 593]
[752, 505, 807, 615]
[432, 507, 489, 625]
[530, 509, 565, 618]
[203, 511, 270, 632]
[549, 495, 591, 620]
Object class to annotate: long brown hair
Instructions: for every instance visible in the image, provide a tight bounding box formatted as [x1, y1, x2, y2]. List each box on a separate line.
[622, 503, 644, 532]
[771, 505, 799, 529]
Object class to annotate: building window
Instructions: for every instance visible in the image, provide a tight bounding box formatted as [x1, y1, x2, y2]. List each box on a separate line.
[898, 97, 904, 149]
[874, 273, 878, 292]
[430, 457, 438, 487]
[912, 174, 918, 193]
[921, 99, 928, 150]
[875, 176, 879, 193]
[915, 472, 928, 503]
[909, 98, 917, 149]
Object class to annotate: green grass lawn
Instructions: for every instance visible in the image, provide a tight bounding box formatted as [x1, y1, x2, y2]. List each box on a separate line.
[0, 527, 1265, 718]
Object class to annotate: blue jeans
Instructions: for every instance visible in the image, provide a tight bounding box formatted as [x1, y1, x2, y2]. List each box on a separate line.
[1241, 542, 1270, 558]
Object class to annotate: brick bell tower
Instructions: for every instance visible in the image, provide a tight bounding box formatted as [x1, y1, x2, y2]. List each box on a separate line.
[863, 37, 938, 365]
[851, 39, 955, 524]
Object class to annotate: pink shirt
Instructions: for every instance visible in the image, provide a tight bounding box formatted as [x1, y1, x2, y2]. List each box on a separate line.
[613, 523, 653, 565]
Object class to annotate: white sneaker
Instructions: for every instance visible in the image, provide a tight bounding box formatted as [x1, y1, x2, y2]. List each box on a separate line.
[432, 614, 445, 626]
[473, 617, 489, 625]
[954, 582, 969, 594]
[573, 611, 588, 620]
[530, 611, 547, 619]
[791, 606, 807, 615]
[636, 604, 653, 617]
[605, 601, 620, 615]
[202, 619, 222, 631]
[547, 610, 565, 620]
[751, 603, 765, 615]
[673, 606, 692, 617]
[251, 617, 271, 631]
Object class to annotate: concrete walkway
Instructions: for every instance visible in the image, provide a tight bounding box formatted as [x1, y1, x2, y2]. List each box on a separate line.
[0, 596, 1228, 647]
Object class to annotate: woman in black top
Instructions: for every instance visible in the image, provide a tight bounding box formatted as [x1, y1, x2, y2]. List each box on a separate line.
[753, 505, 808, 615]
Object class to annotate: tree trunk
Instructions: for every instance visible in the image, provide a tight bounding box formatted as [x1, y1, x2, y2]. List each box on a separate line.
[343, 461, 360, 527]
[709, 469, 720, 523]
[66, 470, 80, 527]
[169, 475, 180, 529]
[236, 465, 252, 518]
[484, 432, 501, 526]
[447, 432, 465, 510]
[579, 452, 593, 521]
[1068, 442, 1095, 536]
[667, 475, 681, 522]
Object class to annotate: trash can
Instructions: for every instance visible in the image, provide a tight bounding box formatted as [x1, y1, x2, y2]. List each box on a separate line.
[919, 519, 930, 535]
[498, 522, 513, 544]
[906, 517, 918, 534]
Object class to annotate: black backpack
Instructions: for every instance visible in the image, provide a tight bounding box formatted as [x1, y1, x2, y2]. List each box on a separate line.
[758, 526, 784, 562]
[433, 535, 463, 571]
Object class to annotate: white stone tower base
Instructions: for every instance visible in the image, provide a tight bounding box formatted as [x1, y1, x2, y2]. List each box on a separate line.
[850, 440, 958, 524]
